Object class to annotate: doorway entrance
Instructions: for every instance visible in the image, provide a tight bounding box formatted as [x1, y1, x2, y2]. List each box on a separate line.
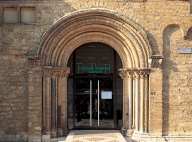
[67, 42, 123, 130]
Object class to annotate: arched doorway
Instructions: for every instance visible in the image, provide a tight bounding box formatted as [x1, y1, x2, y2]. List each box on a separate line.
[67, 42, 123, 130]
[39, 9, 152, 138]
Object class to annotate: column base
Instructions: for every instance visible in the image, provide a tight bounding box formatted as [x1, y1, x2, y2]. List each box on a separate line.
[57, 128, 63, 137]
[121, 128, 128, 136]
[42, 131, 51, 142]
[146, 137, 166, 142]
[132, 132, 166, 142]
[51, 130, 57, 138]
[126, 129, 133, 137]
[132, 134, 192, 142]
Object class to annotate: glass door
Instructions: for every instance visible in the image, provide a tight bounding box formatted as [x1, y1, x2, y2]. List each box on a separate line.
[67, 42, 123, 130]
[74, 78, 114, 128]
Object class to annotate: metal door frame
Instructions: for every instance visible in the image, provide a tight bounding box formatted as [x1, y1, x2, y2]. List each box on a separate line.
[69, 48, 121, 130]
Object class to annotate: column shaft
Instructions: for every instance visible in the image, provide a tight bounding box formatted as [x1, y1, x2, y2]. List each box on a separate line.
[128, 77, 133, 130]
[123, 78, 129, 129]
[144, 74, 149, 133]
[57, 77, 63, 136]
[132, 79, 135, 130]
[135, 73, 140, 132]
[127, 74, 133, 136]
[43, 77, 46, 132]
[139, 73, 144, 133]
[44, 76, 51, 133]
[51, 78, 57, 137]
[61, 76, 68, 133]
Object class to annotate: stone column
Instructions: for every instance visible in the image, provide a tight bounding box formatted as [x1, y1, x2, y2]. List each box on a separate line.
[139, 71, 145, 133]
[43, 68, 52, 135]
[119, 70, 129, 131]
[127, 71, 133, 136]
[51, 78, 56, 137]
[60, 68, 70, 134]
[50, 71, 60, 138]
[144, 71, 149, 133]
[132, 78, 135, 130]
[134, 71, 140, 132]
[43, 67, 70, 139]
[57, 76, 62, 136]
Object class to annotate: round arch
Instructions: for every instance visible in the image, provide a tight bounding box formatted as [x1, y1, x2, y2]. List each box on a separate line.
[39, 8, 152, 68]
[39, 8, 153, 138]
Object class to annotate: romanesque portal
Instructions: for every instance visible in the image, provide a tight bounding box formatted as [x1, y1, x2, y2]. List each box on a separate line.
[39, 9, 156, 139]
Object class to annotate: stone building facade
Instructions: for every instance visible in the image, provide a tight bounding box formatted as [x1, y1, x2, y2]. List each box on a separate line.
[0, 0, 192, 142]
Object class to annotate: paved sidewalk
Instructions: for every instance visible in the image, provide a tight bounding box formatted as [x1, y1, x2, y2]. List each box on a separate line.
[63, 130, 127, 142]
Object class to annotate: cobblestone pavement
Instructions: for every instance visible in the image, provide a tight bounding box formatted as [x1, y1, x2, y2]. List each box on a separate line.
[62, 130, 128, 142]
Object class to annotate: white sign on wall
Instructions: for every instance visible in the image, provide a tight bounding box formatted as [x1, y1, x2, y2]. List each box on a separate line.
[101, 91, 112, 99]
[178, 48, 192, 54]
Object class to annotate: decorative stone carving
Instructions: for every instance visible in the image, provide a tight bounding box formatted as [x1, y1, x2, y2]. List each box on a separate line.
[28, 57, 40, 68]
[119, 69, 133, 79]
[60, 69, 70, 77]
[139, 71, 145, 79]
[43, 67, 70, 78]
[140, 70, 150, 79]
[149, 55, 164, 68]
[119, 68, 150, 79]
[133, 71, 140, 79]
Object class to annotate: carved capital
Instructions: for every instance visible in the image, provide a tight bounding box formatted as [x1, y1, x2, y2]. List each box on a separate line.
[119, 70, 133, 79]
[139, 71, 145, 79]
[60, 69, 70, 77]
[43, 67, 70, 78]
[119, 68, 150, 79]
[50, 70, 61, 78]
[133, 71, 140, 79]
[140, 70, 150, 79]
[28, 57, 40, 68]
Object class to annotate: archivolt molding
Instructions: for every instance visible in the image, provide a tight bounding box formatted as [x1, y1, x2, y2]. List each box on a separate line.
[39, 8, 152, 68]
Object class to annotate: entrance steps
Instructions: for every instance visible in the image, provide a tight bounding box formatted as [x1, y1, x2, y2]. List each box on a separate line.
[51, 130, 130, 142]
[51, 136, 66, 142]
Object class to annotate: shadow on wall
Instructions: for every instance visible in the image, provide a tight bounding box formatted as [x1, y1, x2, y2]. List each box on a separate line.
[146, 31, 161, 55]
[187, 27, 192, 42]
[162, 24, 180, 136]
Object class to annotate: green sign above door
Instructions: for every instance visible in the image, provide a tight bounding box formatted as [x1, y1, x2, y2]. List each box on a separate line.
[79, 67, 110, 73]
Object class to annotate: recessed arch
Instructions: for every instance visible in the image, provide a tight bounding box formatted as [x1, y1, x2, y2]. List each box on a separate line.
[39, 8, 152, 68]
[40, 8, 153, 138]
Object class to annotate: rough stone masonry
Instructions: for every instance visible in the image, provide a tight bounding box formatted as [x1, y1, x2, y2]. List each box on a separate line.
[0, 0, 192, 142]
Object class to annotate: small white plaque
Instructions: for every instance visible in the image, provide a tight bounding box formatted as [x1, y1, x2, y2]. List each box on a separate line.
[101, 91, 112, 99]
[178, 48, 192, 54]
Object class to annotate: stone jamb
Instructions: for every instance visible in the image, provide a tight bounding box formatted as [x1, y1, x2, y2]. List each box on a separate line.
[133, 70, 140, 133]
[119, 68, 150, 137]
[42, 67, 70, 139]
[139, 71, 145, 133]
[144, 71, 149, 133]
